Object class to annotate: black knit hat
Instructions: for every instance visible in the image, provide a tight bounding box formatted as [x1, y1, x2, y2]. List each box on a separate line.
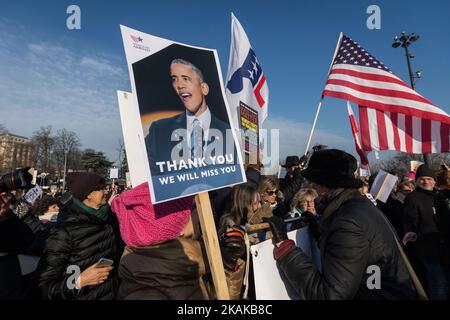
[415, 164, 435, 180]
[301, 149, 363, 188]
[66, 172, 106, 201]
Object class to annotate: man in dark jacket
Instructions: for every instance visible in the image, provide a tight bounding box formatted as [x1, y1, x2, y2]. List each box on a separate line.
[264, 149, 418, 300]
[39, 173, 122, 300]
[279, 156, 305, 208]
[402, 164, 450, 300]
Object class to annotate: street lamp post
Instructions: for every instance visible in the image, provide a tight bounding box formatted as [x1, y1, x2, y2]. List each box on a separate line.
[392, 32, 431, 166]
[62, 150, 69, 192]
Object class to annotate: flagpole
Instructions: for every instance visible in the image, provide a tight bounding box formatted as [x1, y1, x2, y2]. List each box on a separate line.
[304, 32, 344, 156]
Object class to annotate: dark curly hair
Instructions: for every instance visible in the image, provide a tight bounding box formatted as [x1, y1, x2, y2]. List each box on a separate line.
[31, 195, 59, 216]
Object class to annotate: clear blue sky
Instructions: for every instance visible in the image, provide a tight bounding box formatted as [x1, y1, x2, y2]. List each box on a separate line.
[1, 0, 449, 165]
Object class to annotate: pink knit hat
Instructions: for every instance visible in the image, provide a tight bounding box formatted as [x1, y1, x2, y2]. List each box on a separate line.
[111, 182, 194, 247]
[407, 170, 416, 181]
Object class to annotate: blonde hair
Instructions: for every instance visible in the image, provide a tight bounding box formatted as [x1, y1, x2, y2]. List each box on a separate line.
[218, 184, 259, 235]
[258, 176, 278, 195]
[290, 188, 318, 211]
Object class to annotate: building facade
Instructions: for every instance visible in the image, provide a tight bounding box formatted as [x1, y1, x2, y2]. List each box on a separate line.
[0, 133, 34, 174]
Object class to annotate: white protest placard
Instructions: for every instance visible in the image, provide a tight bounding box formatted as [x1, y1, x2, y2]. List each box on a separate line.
[125, 172, 132, 188]
[120, 25, 246, 203]
[24, 185, 43, 204]
[109, 167, 119, 179]
[369, 170, 398, 203]
[250, 227, 321, 300]
[360, 168, 370, 177]
[117, 91, 148, 188]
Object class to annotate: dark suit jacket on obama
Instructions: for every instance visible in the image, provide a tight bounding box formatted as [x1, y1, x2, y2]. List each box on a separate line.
[145, 111, 234, 176]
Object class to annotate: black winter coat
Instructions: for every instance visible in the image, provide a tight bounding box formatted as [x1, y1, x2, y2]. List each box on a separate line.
[435, 189, 450, 241]
[39, 200, 119, 300]
[118, 238, 209, 300]
[403, 188, 449, 259]
[277, 190, 418, 300]
[377, 195, 404, 238]
[22, 214, 55, 256]
[0, 210, 34, 299]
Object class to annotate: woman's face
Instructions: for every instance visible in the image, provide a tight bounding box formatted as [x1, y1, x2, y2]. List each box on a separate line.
[48, 204, 59, 213]
[263, 187, 278, 205]
[300, 195, 316, 214]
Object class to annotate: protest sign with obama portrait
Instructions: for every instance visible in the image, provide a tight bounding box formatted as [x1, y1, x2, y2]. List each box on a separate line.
[121, 25, 245, 203]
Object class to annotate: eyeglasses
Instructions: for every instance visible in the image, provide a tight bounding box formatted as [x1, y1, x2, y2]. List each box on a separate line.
[266, 189, 278, 195]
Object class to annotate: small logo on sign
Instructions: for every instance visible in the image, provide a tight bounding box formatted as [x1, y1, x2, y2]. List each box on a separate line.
[130, 35, 143, 43]
[130, 34, 150, 52]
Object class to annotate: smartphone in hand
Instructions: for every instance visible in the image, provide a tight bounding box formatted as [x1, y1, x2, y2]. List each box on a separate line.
[95, 258, 114, 268]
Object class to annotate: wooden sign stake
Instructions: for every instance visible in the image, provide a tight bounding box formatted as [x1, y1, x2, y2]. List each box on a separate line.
[195, 192, 230, 300]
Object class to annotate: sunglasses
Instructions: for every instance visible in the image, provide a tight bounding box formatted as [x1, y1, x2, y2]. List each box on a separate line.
[266, 189, 278, 195]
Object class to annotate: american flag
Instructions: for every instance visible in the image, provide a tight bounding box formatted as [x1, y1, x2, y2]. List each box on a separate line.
[347, 102, 369, 165]
[324, 35, 450, 154]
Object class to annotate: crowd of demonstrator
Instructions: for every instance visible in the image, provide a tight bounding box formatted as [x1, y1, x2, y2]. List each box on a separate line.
[1, 148, 449, 300]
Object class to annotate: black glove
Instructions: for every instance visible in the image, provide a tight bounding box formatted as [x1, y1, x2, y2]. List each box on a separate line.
[220, 226, 246, 271]
[300, 211, 317, 224]
[290, 216, 308, 231]
[263, 215, 288, 245]
[301, 211, 321, 240]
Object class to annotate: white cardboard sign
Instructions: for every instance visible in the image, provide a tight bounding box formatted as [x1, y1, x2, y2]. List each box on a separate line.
[369, 169, 398, 203]
[250, 227, 321, 300]
[24, 185, 43, 204]
[117, 91, 148, 188]
[109, 167, 119, 179]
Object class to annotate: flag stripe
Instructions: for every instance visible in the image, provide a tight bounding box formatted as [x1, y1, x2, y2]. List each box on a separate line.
[390, 112, 400, 151]
[326, 78, 431, 105]
[330, 68, 412, 90]
[375, 109, 388, 150]
[421, 119, 432, 153]
[359, 106, 372, 151]
[324, 85, 446, 118]
[412, 117, 422, 154]
[329, 73, 421, 97]
[431, 121, 441, 153]
[357, 106, 450, 154]
[441, 123, 449, 153]
[347, 103, 369, 165]
[330, 64, 403, 81]
[384, 112, 395, 150]
[368, 107, 380, 151]
[405, 115, 413, 153]
[398, 114, 406, 152]
[322, 90, 450, 124]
